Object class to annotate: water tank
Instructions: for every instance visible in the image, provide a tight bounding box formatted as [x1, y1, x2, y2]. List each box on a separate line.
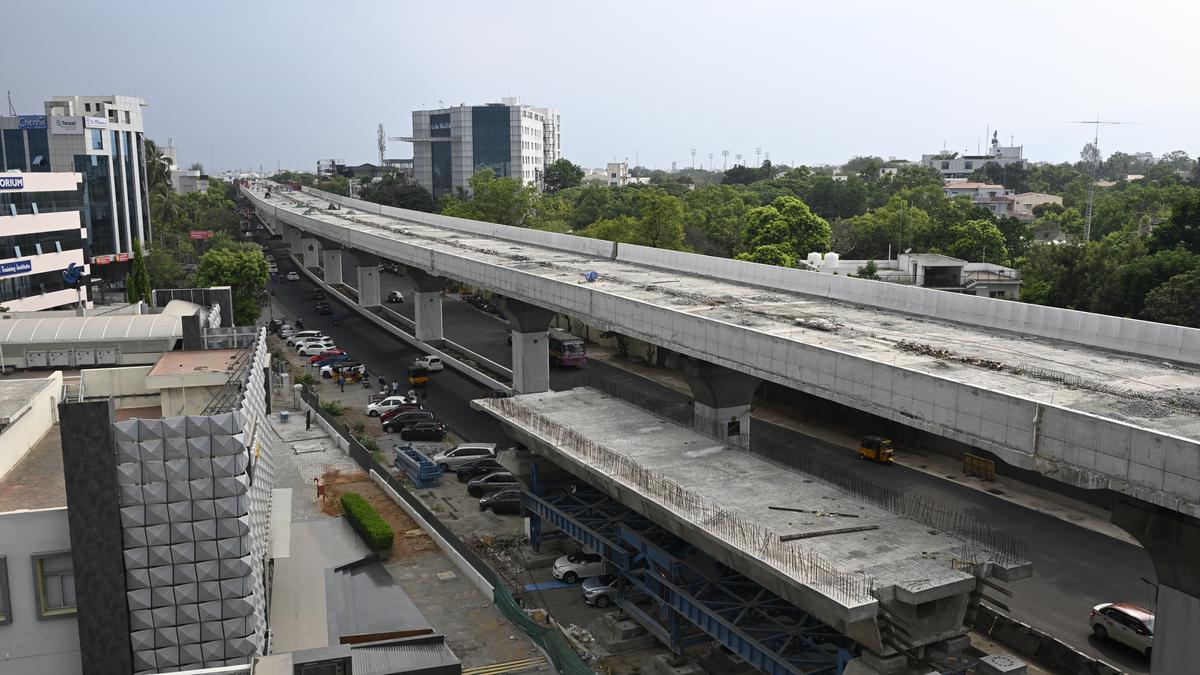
[806, 252, 823, 267]
[823, 252, 840, 268]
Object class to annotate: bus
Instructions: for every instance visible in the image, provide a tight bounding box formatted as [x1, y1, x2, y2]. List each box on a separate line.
[549, 328, 586, 367]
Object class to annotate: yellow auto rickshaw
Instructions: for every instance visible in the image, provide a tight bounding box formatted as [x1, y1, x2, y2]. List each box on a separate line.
[858, 435, 894, 463]
[407, 364, 429, 387]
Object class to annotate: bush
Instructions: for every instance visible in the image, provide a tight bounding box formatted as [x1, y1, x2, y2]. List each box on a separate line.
[321, 400, 346, 416]
[357, 433, 379, 452]
[340, 492, 393, 552]
[295, 373, 315, 386]
[350, 421, 365, 434]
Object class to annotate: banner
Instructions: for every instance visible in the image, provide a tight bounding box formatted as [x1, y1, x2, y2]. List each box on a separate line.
[189, 230, 215, 240]
[17, 115, 47, 130]
[0, 260, 32, 277]
[0, 176, 24, 190]
[50, 116, 84, 135]
[92, 252, 131, 265]
[83, 116, 108, 129]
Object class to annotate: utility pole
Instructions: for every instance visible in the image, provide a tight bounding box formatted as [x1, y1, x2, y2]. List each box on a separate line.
[755, 147, 762, 166]
[708, 153, 714, 171]
[1067, 116, 1134, 241]
[690, 149, 696, 170]
[721, 150, 729, 171]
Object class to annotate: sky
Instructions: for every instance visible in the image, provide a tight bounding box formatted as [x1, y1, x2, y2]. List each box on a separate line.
[6, 0, 1198, 173]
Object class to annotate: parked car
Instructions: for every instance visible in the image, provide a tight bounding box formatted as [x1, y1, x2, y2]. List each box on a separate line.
[398, 421, 447, 442]
[466, 471, 519, 497]
[293, 336, 334, 352]
[313, 289, 326, 299]
[382, 410, 437, 433]
[479, 489, 524, 515]
[287, 330, 324, 347]
[279, 324, 295, 338]
[388, 290, 404, 303]
[321, 361, 362, 378]
[313, 354, 352, 369]
[1090, 602, 1154, 658]
[309, 349, 347, 364]
[315, 302, 333, 315]
[298, 340, 337, 356]
[582, 574, 619, 608]
[430, 443, 498, 472]
[285, 271, 300, 281]
[552, 552, 608, 584]
[366, 395, 419, 417]
[379, 402, 427, 423]
[456, 458, 506, 482]
[413, 355, 443, 372]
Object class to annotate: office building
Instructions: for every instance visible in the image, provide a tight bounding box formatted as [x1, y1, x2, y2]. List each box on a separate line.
[404, 97, 560, 197]
[606, 162, 629, 187]
[1, 95, 152, 275]
[921, 134, 1026, 179]
[0, 172, 90, 311]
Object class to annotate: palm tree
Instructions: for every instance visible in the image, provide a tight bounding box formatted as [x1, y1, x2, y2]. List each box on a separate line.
[143, 139, 171, 192]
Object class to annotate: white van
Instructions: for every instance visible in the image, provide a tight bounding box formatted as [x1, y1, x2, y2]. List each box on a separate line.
[430, 443, 498, 471]
[286, 330, 323, 347]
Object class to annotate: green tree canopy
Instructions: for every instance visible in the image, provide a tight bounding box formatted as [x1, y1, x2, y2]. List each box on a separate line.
[1141, 268, 1200, 327]
[358, 176, 435, 212]
[442, 169, 538, 226]
[736, 243, 797, 268]
[579, 216, 640, 244]
[939, 219, 1009, 264]
[634, 189, 685, 249]
[544, 159, 584, 193]
[125, 241, 152, 304]
[194, 246, 269, 325]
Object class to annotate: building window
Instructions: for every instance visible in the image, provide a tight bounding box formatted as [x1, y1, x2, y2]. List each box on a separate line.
[989, 290, 1005, 298]
[84, 103, 91, 112]
[941, 161, 950, 170]
[90, 128, 104, 151]
[32, 552, 76, 618]
[0, 556, 10, 624]
[124, 110, 131, 124]
[964, 161, 973, 170]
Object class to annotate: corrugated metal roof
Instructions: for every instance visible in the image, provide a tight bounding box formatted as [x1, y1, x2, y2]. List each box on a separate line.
[351, 639, 461, 674]
[0, 300, 199, 344]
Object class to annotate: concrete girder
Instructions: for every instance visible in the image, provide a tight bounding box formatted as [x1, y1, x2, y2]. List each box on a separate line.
[672, 355, 761, 450]
[1113, 499, 1200, 674]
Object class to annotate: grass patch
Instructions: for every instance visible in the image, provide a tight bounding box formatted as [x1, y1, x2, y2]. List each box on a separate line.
[321, 400, 346, 416]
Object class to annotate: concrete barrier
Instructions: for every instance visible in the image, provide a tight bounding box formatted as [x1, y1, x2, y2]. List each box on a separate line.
[972, 605, 1122, 675]
[370, 470, 495, 598]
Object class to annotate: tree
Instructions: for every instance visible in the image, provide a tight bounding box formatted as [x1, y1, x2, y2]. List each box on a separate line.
[143, 139, 171, 192]
[188, 162, 205, 173]
[1141, 268, 1200, 327]
[842, 156, 885, 177]
[722, 162, 772, 185]
[145, 247, 186, 289]
[442, 169, 538, 226]
[682, 185, 752, 257]
[736, 243, 796, 267]
[854, 260, 880, 280]
[1149, 190, 1200, 253]
[358, 177, 435, 212]
[543, 159, 584, 193]
[194, 246, 269, 325]
[845, 197, 932, 259]
[579, 216, 640, 244]
[125, 241, 152, 304]
[940, 219, 1009, 264]
[634, 189, 685, 249]
[314, 176, 350, 196]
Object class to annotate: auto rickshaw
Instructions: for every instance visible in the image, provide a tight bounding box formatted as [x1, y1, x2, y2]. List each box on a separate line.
[408, 364, 429, 388]
[858, 435, 894, 463]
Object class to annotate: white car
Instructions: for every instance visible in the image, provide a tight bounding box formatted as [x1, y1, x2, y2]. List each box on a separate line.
[430, 443, 497, 472]
[552, 552, 609, 584]
[366, 395, 419, 417]
[413, 355, 444, 372]
[279, 324, 294, 338]
[1090, 602, 1154, 658]
[287, 330, 324, 347]
[388, 290, 404, 303]
[297, 340, 337, 356]
[285, 271, 300, 281]
[582, 574, 619, 608]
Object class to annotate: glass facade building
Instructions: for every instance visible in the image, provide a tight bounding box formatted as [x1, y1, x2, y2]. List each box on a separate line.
[471, 105, 511, 177]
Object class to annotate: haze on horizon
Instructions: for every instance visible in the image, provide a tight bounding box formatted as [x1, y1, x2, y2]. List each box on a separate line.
[5, 0, 1198, 173]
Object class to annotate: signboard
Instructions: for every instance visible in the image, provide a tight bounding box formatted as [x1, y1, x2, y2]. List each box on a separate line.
[189, 230, 215, 240]
[0, 176, 24, 190]
[92, 252, 131, 265]
[50, 116, 84, 135]
[0, 260, 32, 277]
[17, 115, 47, 130]
[83, 116, 108, 129]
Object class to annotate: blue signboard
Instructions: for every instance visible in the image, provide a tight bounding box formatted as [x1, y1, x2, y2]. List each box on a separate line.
[0, 260, 32, 277]
[17, 115, 48, 130]
[0, 176, 24, 190]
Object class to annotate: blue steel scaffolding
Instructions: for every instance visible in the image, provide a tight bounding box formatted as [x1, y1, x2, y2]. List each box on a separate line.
[523, 484, 857, 675]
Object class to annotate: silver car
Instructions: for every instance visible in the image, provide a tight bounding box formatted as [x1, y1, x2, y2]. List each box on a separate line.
[1090, 602, 1153, 658]
[582, 574, 618, 608]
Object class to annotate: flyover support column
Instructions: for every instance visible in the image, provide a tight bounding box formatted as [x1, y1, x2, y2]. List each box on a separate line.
[501, 298, 554, 394]
[673, 355, 760, 449]
[1113, 499, 1200, 674]
[354, 251, 381, 307]
[406, 266, 444, 342]
[285, 224, 302, 252]
[300, 237, 321, 269]
[322, 249, 344, 286]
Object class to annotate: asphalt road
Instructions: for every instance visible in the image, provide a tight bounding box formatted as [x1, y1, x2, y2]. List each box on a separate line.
[266, 243, 1155, 673]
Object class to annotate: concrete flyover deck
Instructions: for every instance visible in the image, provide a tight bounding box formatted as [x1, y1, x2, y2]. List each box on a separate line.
[473, 388, 1030, 654]
[245, 183, 1200, 519]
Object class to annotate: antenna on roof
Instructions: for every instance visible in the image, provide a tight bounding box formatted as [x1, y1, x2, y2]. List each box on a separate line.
[1066, 116, 1138, 241]
[6, 91, 16, 117]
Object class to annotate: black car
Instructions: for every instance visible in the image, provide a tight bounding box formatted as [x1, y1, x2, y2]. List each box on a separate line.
[382, 409, 436, 433]
[315, 302, 333, 315]
[399, 421, 447, 442]
[456, 458, 506, 483]
[479, 489, 524, 515]
[313, 289, 326, 300]
[467, 471, 519, 497]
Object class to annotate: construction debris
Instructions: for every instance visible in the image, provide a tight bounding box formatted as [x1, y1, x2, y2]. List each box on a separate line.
[779, 525, 880, 542]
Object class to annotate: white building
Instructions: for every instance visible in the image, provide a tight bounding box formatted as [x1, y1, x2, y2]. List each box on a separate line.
[404, 97, 560, 197]
[0, 172, 91, 311]
[943, 181, 1012, 217]
[805, 252, 1023, 299]
[1008, 192, 1063, 222]
[1, 95, 151, 283]
[921, 135, 1025, 179]
[606, 161, 630, 187]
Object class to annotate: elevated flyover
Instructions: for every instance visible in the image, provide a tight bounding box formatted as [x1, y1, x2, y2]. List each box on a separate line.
[245, 183, 1200, 517]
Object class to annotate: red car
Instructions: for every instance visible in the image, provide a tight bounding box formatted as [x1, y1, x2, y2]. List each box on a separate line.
[379, 402, 426, 423]
[309, 349, 346, 364]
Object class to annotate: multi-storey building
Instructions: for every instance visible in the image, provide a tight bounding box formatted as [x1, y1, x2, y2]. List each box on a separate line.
[0, 172, 90, 311]
[921, 135, 1026, 179]
[404, 97, 559, 197]
[1, 95, 151, 277]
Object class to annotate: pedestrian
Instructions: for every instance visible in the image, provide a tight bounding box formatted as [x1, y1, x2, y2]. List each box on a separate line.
[379, 375, 387, 391]
[314, 477, 326, 503]
[338, 375, 345, 392]
[305, 409, 312, 431]
[392, 380, 400, 395]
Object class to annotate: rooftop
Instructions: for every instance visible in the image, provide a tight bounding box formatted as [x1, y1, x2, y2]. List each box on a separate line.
[0, 378, 57, 425]
[944, 182, 1004, 190]
[260, 187, 1200, 446]
[0, 425, 65, 512]
[147, 349, 242, 378]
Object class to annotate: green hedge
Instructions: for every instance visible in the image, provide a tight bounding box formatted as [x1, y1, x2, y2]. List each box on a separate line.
[340, 492, 394, 552]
